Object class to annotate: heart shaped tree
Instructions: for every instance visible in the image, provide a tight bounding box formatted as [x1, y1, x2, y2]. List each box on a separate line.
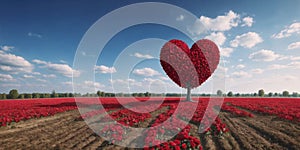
[160, 39, 220, 101]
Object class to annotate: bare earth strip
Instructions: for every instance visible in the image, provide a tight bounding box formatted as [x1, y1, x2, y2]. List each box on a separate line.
[221, 112, 300, 150]
[0, 109, 299, 150]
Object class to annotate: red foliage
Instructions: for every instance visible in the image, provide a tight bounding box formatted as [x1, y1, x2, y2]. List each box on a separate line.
[222, 104, 254, 117]
[0, 98, 77, 126]
[160, 39, 220, 88]
[1, 97, 299, 149]
[226, 98, 300, 122]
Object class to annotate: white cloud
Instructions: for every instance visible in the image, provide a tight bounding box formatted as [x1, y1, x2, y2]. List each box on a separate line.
[132, 52, 154, 59]
[36, 79, 47, 82]
[249, 49, 280, 62]
[204, 32, 226, 46]
[230, 32, 263, 48]
[269, 61, 300, 70]
[1, 45, 14, 51]
[188, 10, 240, 35]
[282, 75, 298, 81]
[23, 74, 34, 78]
[0, 74, 14, 81]
[32, 59, 47, 65]
[59, 60, 68, 64]
[46, 63, 80, 77]
[84, 81, 104, 89]
[0, 51, 34, 73]
[110, 78, 142, 87]
[287, 41, 300, 50]
[143, 78, 164, 83]
[0, 65, 13, 71]
[176, 15, 185, 21]
[289, 56, 300, 61]
[42, 74, 56, 78]
[251, 68, 263, 74]
[158, 76, 169, 81]
[220, 47, 233, 57]
[231, 71, 252, 78]
[236, 64, 245, 69]
[95, 65, 116, 74]
[28, 32, 42, 38]
[132, 68, 160, 77]
[272, 22, 300, 39]
[32, 72, 41, 75]
[62, 81, 72, 86]
[241, 16, 254, 27]
[33, 59, 80, 77]
[218, 66, 229, 72]
[287, 61, 300, 68]
[269, 64, 288, 70]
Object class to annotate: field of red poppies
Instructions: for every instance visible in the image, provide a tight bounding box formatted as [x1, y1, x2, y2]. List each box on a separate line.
[0, 97, 299, 150]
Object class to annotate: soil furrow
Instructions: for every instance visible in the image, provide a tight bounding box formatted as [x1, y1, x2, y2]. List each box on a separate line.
[221, 113, 284, 150]
[242, 119, 300, 149]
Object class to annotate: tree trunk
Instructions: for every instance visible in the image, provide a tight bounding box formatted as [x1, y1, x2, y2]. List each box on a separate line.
[186, 86, 192, 101]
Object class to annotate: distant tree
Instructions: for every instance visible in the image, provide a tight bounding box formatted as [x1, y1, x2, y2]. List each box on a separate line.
[138, 93, 144, 97]
[268, 92, 273, 97]
[99, 91, 105, 97]
[74, 93, 81, 97]
[227, 91, 233, 97]
[235, 93, 240, 97]
[24, 93, 32, 99]
[19, 94, 25, 99]
[58, 93, 64, 97]
[111, 93, 116, 97]
[144, 92, 151, 97]
[258, 89, 265, 97]
[8, 89, 19, 99]
[44, 93, 51, 98]
[217, 90, 223, 96]
[33, 93, 40, 98]
[282, 91, 289, 97]
[63, 93, 68, 97]
[105, 93, 111, 97]
[97, 91, 101, 97]
[68, 93, 74, 97]
[292, 92, 298, 97]
[245, 94, 251, 97]
[39, 93, 45, 98]
[274, 93, 278, 97]
[51, 90, 57, 98]
[0, 93, 6, 99]
[116, 93, 124, 97]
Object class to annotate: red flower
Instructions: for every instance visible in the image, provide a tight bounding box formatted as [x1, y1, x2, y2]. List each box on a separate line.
[160, 39, 220, 89]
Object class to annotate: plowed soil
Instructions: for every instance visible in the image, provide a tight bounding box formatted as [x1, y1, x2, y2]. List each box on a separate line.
[0, 108, 299, 150]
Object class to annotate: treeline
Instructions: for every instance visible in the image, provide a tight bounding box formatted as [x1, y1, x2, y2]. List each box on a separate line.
[1, 89, 300, 100]
[0, 89, 79, 100]
[217, 89, 300, 97]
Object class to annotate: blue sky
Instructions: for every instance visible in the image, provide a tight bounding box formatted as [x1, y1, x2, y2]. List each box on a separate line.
[0, 0, 300, 94]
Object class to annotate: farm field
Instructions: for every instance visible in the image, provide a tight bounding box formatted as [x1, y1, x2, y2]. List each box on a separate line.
[0, 97, 299, 150]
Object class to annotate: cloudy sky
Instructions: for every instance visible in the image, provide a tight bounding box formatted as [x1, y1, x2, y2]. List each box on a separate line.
[0, 0, 300, 94]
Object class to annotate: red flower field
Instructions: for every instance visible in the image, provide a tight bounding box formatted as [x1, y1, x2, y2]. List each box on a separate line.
[0, 97, 299, 149]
